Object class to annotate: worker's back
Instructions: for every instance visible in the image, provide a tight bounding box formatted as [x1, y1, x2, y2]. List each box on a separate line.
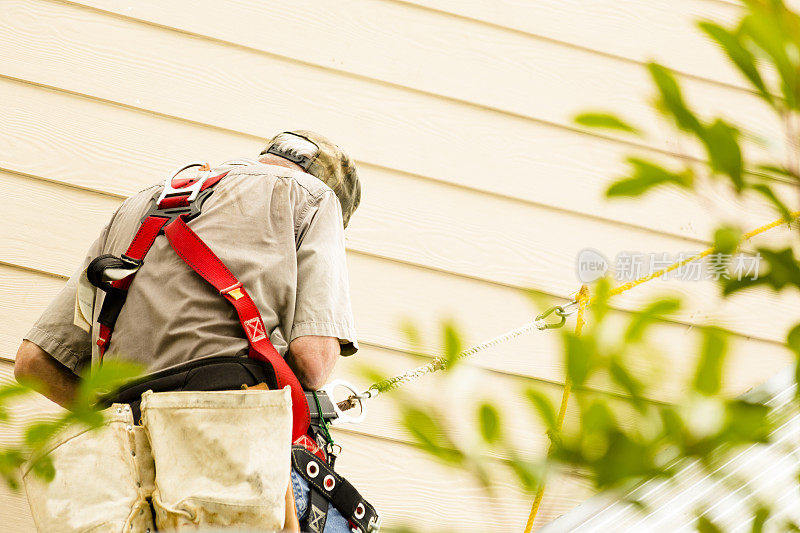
[90, 162, 357, 373]
[19, 132, 376, 533]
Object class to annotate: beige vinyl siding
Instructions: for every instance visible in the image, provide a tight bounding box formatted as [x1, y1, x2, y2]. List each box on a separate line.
[37, 0, 781, 163]
[0, 0, 795, 530]
[0, 0, 790, 241]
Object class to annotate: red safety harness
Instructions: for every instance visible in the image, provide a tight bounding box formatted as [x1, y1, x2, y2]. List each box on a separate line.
[94, 162, 310, 440]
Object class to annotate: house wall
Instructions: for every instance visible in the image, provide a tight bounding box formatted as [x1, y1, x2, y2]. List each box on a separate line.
[0, 0, 795, 530]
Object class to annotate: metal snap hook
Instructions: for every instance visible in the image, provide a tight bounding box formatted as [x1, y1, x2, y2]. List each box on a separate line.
[535, 305, 567, 329]
[320, 380, 368, 425]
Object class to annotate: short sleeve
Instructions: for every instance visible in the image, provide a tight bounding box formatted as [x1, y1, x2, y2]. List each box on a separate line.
[24, 223, 111, 373]
[292, 190, 358, 356]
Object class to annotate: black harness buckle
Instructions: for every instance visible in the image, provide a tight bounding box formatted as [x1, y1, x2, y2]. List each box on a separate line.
[140, 161, 220, 227]
[140, 186, 216, 227]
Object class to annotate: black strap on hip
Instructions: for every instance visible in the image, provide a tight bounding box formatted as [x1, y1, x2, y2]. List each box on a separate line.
[99, 355, 276, 422]
[292, 445, 380, 533]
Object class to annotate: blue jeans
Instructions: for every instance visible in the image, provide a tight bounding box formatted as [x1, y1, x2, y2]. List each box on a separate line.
[291, 469, 351, 533]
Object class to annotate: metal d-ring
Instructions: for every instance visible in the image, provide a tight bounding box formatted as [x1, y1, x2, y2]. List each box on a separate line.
[156, 161, 211, 205]
[556, 299, 580, 317]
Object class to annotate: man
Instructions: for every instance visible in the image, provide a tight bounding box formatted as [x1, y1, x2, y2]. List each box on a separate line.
[15, 130, 362, 532]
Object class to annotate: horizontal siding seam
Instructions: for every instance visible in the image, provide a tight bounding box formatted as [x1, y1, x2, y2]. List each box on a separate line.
[35, 1, 756, 168]
[0, 249, 787, 353]
[386, 0, 754, 94]
[3, 76, 787, 249]
[59, 0, 757, 98]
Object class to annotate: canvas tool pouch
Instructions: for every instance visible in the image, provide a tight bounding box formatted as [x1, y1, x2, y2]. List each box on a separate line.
[22, 404, 156, 533]
[140, 387, 292, 531]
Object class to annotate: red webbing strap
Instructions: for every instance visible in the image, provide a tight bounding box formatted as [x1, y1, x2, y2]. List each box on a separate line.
[96, 170, 229, 357]
[157, 196, 189, 209]
[96, 216, 169, 356]
[117, 216, 170, 287]
[163, 217, 311, 440]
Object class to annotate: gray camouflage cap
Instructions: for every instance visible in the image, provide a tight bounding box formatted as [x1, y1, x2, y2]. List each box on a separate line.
[260, 130, 361, 228]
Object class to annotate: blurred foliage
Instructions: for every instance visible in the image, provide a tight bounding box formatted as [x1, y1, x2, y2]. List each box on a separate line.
[377, 1, 800, 531]
[0, 361, 142, 490]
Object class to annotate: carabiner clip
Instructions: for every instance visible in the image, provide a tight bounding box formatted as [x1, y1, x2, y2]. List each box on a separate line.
[319, 380, 368, 425]
[536, 305, 567, 329]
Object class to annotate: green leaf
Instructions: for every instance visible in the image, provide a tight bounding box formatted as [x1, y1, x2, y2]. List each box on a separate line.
[751, 506, 770, 533]
[750, 183, 793, 223]
[592, 431, 658, 488]
[740, 11, 798, 109]
[755, 248, 800, 291]
[722, 247, 800, 296]
[697, 514, 724, 533]
[609, 358, 646, 411]
[762, 247, 800, 290]
[701, 119, 744, 191]
[0, 450, 24, 491]
[659, 406, 685, 440]
[74, 360, 144, 408]
[694, 327, 727, 396]
[0, 382, 32, 402]
[478, 403, 502, 444]
[723, 399, 770, 442]
[648, 62, 703, 134]
[698, 22, 773, 104]
[788, 325, 800, 398]
[607, 158, 693, 198]
[783, 520, 800, 532]
[583, 401, 615, 435]
[625, 297, 682, 342]
[402, 407, 462, 465]
[590, 277, 612, 322]
[789, 324, 800, 357]
[525, 388, 558, 431]
[29, 455, 55, 483]
[24, 420, 65, 447]
[442, 320, 463, 370]
[720, 274, 768, 296]
[713, 226, 742, 255]
[565, 333, 594, 386]
[754, 163, 798, 180]
[574, 112, 641, 135]
[0, 382, 34, 422]
[399, 318, 423, 350]
[0, 450, 24, 471]
[507, 453, 544, 492]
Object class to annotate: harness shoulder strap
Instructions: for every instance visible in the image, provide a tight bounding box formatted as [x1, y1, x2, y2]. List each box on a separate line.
[95, 216, 169, 354]
[92, 162, 310, 440]
[164, 217, 310, 440]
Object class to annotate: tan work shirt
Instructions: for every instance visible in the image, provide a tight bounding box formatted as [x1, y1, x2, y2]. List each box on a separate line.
[25, 163, 358, 374]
